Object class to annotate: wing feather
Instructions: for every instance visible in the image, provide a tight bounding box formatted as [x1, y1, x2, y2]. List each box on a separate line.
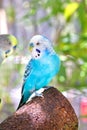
[21, 59, 33, 94]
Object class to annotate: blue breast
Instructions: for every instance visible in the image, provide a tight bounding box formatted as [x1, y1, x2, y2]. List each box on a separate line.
[24, 51, 60, 93]
[32, 52, 60, 90]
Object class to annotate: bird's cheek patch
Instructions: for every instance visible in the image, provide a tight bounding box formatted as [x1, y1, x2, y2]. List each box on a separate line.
[36, 49, 41, 53]
[31, 49, 41, 59]
[35, 53, 41, 58]
[34, 49, 41, 58]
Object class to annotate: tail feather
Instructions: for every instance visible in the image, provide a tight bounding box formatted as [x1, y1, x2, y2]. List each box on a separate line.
[16, 95, 25, 110]
[17, 90, 34, 110]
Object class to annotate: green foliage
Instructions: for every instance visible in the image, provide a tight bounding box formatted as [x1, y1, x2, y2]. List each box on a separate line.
[64, 2, 79, 20]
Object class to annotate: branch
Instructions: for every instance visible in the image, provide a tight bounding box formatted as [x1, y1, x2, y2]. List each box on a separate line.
[0, 87, 78, 130]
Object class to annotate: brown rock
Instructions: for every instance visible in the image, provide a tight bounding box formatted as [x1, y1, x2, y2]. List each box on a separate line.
[0, 87, 78, 130]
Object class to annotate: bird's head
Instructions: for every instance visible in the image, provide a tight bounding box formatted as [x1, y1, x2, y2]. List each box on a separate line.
[28, 35, 54, 59]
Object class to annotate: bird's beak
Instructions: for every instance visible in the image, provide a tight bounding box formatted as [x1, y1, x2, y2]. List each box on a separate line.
[29, 46, 33, 52]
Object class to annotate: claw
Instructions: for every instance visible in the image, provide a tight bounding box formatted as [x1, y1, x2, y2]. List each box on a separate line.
[35, 91, 44, 98]
[43, 86, 53, 90]
[27, 90, 44, 103]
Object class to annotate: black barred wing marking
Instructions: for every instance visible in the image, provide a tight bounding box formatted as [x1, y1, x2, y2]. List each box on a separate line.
[23, 59, 33, 83]
[21, 59, 33, 94]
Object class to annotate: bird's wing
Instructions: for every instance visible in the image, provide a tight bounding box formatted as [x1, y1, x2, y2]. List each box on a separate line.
[21, 59, 33, 94]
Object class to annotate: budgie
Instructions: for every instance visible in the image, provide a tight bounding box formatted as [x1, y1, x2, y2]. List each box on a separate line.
[0, 34, 18, 64]
[17, 35, 61, 110]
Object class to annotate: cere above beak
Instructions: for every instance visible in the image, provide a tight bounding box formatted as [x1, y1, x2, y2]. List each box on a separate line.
[29, 43, 34, 51]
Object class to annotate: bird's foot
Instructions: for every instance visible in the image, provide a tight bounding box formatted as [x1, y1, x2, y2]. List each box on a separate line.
[27, 90, 44, 102]
[27, 87, 52, 102]
[43, 86, 53, 90]
[35, 91, 44, 98]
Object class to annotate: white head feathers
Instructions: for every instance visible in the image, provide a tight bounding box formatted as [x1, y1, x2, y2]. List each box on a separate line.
[29, 35, 54, 59]
[29, 35, 53, 47]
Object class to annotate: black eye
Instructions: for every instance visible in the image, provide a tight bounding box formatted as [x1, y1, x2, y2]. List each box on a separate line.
[9, 42, 11, 45]
[36, 42, 40, 45]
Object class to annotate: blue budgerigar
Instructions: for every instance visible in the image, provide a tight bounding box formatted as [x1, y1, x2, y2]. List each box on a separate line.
[17, 35, 61, 110]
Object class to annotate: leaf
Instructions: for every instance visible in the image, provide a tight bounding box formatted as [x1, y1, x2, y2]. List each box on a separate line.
[64, 2, 79, 20]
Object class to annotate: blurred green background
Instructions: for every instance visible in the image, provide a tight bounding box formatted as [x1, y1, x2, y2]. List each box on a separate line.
[0, 0, 87, 129]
